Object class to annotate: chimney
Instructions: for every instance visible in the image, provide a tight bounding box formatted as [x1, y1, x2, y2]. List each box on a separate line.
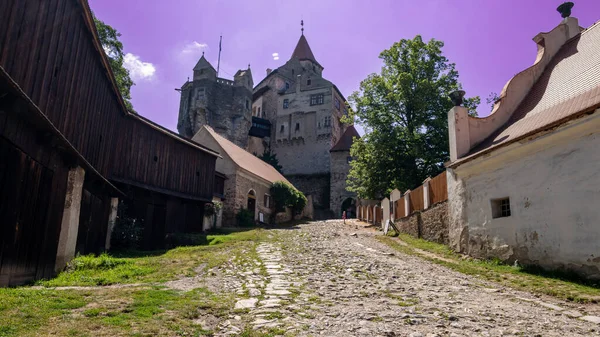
[266, 68, 272, 76]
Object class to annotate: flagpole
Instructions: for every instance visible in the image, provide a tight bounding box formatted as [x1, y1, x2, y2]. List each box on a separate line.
[217, 35, 222, 77]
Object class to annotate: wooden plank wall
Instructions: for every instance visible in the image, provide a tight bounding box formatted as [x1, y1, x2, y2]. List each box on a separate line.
[0, 131, 69, 286]
[0, 0, 217, 200]
[0, 0, 119, 178]
[111, 118, 216, 200]
[76, 184, 112, 255]
[410, 185, 424, 213]
[430, 171, 448, 204]
[394, 200, 405, 220]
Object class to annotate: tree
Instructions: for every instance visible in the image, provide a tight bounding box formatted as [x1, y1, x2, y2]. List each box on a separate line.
[258, 148, 283, 174]
[486, 92, 500, 112]
[94, 16, 135, 112]
[344, 36, 479, 199]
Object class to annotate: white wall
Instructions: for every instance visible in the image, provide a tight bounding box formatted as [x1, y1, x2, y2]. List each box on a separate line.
[449, 112, 600, 278]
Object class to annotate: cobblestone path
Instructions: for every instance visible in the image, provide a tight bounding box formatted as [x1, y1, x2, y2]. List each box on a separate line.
[211, 220, 600, 336]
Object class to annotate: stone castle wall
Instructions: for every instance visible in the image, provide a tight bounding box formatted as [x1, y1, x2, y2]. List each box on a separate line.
[329, 151, 355, 217]
[178, 78, 253, 148]
[287, 173, 330, 209]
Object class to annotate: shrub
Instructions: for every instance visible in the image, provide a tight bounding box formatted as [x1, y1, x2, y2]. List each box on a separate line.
[270, 181, 307, 215]
[236, 208, 255, 227]
[110, 200, 143, 251]
[204, 203, 216, 217]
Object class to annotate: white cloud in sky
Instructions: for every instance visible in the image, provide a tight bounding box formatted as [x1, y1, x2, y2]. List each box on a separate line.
[124, 53, 156, 81]
[181, 41, 209, 56]
[272, 52, 279, 60]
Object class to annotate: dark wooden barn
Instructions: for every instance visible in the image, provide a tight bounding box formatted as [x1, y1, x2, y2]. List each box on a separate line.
[0, 0, 220, 285]
[0, 67, 121, 286]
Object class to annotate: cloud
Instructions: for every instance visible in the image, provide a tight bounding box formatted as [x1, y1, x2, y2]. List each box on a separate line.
[181, 41, 209, 56]
[272, 52, 279, 60]
[123, 53, 156, 81]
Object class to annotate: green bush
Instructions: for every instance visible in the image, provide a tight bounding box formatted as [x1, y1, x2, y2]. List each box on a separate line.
[270, 181, 307, 215]
[110, 200, 143, 251]
[236, 208, 255, 227]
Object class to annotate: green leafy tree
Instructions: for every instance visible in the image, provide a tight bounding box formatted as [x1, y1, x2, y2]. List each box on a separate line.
[270, 181, 307, 215]
[94, 15, 135, 112]
[344, 36, 479, 199]
[486, 92, 500, 112]
[258, 148, 283, 174]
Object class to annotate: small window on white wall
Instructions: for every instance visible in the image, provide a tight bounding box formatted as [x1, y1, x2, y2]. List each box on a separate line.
[264, 194, 271, 208]
[491, 198, 511, 218]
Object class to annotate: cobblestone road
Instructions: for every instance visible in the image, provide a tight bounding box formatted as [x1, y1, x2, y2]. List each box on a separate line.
[210, 220, 600, 336]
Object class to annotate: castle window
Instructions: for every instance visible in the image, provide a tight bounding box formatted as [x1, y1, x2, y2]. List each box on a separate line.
[197, 87, 205, 99]
[264, 194, 272, 208]
[491, 198, 511, 218]
[257, 107, 261, 117]
[310, 94, 324, 106]
[283, 99, 289, 109]
[200, 69, 205, 75]
[324, 116, 331, 127]
[280, 125, 285, 133]
[285, 82, 290, 90]
[246, 100, 249, 109]
[295, 123, 300, 131]
[307, 79, 312, 86]
[343, 107, 348, 115]
[334, 97, 340, 110]
[292, 69, 294, 76]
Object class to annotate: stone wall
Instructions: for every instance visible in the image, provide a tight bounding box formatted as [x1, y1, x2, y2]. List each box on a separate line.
[394, 201, 449, 245]
[287, 173, 330, 209]
[221, 170, 274, 226]
[329, 151, 354, 217]
[448, 114, 600, 279]
[177, 78, 253, 148]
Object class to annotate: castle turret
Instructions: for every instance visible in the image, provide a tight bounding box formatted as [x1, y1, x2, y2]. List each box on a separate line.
[234, 65, 253, 90]
[291, 34, 323, 76]
[193, 54, 217, 81]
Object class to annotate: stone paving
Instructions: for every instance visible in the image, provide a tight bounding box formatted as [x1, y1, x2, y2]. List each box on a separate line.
[208, 220, 600, 336]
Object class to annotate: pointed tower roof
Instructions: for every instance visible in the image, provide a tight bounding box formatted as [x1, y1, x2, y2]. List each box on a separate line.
[193, 54, 216, 72]
[291, 35, 321, 67]
[330, 125, 361, 152]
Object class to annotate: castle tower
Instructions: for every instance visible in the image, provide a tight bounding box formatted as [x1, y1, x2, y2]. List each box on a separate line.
[193, 54, 217, 81]
[177, 55, 253, 148]
[251, 26, 350, 215]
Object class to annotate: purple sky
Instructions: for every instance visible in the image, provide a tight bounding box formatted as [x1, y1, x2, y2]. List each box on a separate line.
[89, 0, 600, 135]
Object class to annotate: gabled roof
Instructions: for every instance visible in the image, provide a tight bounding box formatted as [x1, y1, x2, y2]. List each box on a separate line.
[193, 55, 216, 72]
[201, 126, 290, 184]
[455, 19, 600, 166]
[331, 125, 360, 152]
[291, 35, 320, 66]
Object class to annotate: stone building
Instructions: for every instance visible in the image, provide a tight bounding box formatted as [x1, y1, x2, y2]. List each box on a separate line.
[251, 32, 350, 215]
[177, 54, 254, 148]
[446, 11, 600, 278]
[177, 30, 354, 218]
[329, 125, 360, 217]
[192, 126, 291, 225]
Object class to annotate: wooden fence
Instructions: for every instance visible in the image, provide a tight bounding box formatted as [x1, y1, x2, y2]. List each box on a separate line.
[430, 171, 448, 204]
[357, 170, 448, 224]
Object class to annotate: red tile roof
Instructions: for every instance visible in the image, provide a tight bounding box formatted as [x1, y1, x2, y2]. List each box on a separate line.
[291, 35, 318, 64]
[331, 125, 360, 152]
[456, 20, 600, 165]
[203, 126, 291, 185]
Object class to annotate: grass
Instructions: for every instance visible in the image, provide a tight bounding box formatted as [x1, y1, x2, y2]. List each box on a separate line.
[0, 228, 270, 337]
[378, 234, 600, 303]
[39, 229, 270, 287]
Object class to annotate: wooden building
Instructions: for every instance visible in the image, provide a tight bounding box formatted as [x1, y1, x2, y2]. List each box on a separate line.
[0, 0, 220, 285]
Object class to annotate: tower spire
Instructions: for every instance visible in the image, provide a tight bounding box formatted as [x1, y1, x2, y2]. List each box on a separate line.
[301, 19, 304, 35]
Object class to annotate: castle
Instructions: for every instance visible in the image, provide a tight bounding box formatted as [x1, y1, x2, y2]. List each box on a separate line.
[177, 30, 357, 218]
